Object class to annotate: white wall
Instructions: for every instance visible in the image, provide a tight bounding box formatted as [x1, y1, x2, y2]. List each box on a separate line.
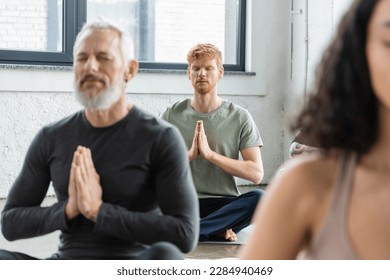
[0, 0, 355, 198]
[285, 0, 354, 150]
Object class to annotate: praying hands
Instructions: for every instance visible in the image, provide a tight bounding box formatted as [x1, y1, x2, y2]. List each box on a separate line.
[65, 146, 103, 222]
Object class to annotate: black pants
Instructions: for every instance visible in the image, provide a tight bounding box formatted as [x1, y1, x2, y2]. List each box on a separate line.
[0, 241, 184, 260]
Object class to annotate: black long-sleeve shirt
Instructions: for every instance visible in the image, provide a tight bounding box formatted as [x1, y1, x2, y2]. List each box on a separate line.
[1, 106, 199, 259]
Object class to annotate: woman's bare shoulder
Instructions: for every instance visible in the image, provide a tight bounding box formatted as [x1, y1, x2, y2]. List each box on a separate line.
[270, 154, 339, 206]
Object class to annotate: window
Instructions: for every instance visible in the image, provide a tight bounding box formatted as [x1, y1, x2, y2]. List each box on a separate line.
[0, 0, 246, 71]
[0, 0, 84, 66]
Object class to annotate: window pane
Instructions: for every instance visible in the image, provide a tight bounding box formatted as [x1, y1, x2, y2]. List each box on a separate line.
[0, 0, 63, 52]
[87, 0, 239, 65]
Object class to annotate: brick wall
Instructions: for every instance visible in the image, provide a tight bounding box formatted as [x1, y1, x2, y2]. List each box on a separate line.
[0, 0, 52, 51]
[155, 0, 225, 63]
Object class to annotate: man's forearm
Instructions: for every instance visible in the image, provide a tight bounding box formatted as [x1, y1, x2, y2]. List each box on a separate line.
[206, 151, 263, 184]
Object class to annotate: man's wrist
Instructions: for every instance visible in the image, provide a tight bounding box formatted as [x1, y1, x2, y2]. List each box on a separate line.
[188, 149, 197, 161]
[87, 201, 103, 222]
[206, 150, 216, 162]
[65, 201, 79, 221]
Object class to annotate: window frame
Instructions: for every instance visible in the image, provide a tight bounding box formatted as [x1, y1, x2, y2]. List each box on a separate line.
[0, 0, 86, 66]
[0, 0, 246, 71]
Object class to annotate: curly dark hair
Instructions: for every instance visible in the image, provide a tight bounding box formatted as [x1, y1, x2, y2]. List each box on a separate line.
[292, 0, 379, 156]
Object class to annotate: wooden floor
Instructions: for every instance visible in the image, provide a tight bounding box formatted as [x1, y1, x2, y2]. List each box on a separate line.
[185, 243, 241, 259]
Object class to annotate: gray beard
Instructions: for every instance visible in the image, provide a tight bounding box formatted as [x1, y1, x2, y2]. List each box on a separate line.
[74, 83, 123, 111]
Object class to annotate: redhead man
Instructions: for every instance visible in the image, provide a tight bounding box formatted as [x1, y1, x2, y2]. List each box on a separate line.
[162, 43, 264, 242]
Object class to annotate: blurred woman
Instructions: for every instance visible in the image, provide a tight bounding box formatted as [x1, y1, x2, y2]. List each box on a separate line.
[240, 0, 390, 259]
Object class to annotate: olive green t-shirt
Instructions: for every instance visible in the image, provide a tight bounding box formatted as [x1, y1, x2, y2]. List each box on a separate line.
[161, 99, 263, 198]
